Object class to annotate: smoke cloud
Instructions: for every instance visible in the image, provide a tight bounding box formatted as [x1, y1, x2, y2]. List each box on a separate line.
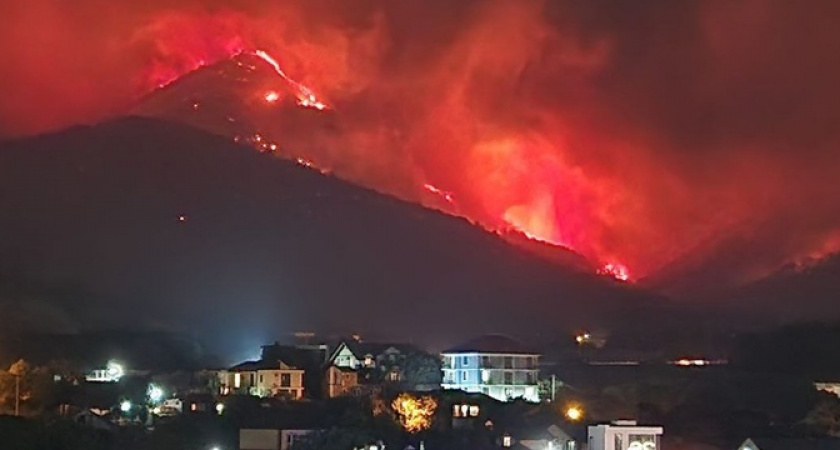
[2, 0, 840, 287]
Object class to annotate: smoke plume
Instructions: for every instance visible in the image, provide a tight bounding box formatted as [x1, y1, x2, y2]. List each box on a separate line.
[2, 0, 840, 287]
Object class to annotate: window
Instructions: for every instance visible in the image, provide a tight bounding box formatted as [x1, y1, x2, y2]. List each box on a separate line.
[503, 356, 513, 369]
[481, 356, 491, 367]
[503, 435, 512, 447]
[234, 373, 241, 388]
[259, 374, 264, 383]
[504, 371, 513, 384]
[462, 356, 469, 366]
[280, 373, 291, 387]
[461, 371, 468, 382]
[388, 371, 400, 382]
[628, 434, 657, 450]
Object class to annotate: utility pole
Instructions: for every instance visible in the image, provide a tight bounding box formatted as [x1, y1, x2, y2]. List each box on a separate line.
[14, 373, 20, 416]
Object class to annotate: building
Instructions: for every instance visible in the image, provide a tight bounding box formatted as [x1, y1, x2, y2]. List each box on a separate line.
[737, 437, 840, 450]
[240, 429, 320, 450]
[325, 365, 359, 398]
[219, 359, 304, 399]
[261, 342, 328, 399]
[327, 340, 437, 390]
[587, 421, 663, 450]
[441, 335, 540, 402]
[329, 341, 417, 373]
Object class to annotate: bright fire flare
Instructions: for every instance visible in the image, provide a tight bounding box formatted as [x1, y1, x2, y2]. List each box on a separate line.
[423, 183, 454, 204]
[264, 91, 280, 103]
[252, 50, 329, 110]
[598, 262, 630, 281]
[392, 393, 437, 433]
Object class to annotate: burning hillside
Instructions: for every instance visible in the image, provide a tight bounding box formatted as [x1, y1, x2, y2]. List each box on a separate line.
[4, 1, 840, 289]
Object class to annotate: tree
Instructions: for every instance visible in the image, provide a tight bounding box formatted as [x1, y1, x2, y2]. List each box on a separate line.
[400, 352, 442, 390]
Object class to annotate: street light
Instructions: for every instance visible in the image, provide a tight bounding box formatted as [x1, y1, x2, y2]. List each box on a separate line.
[565, 405, 583, 421]
[120, 400, 132, 413]
[148, 384, 164, 403]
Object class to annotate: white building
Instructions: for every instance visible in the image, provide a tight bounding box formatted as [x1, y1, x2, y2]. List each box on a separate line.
[441, 335, 540, 403]
[587, 421, 663, 450]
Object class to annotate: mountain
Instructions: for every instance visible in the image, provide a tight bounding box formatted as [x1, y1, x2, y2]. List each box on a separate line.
[130, 50, 595, 274]
[0, 117, 662, 358]
[722, 252, 840, 326]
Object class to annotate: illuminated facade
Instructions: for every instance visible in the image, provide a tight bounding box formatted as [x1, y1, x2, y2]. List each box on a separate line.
[218, 360, 304, 399]
[441, 335, 540, 403]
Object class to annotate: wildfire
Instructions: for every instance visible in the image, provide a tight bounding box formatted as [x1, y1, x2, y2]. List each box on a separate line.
[392, 393, 437, 433]
[252, 50, 329, 111]
[264, 91, 280, 103]
[598, 262, 630, 281]
[423, 183, 454, 204]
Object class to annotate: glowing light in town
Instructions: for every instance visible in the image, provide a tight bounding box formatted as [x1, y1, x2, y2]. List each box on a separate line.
[107, 361, 125, 380]
[392, 393, 437, 433]
[148, 384, 164, 403]
[565, 405, 583, 421]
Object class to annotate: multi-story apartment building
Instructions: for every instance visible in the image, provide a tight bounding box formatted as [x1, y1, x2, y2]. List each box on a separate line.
[441, 335, 540, 402]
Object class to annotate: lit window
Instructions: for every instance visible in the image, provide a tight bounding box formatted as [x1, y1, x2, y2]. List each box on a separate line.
[234, 373, 241, 388]
[452, 405, 461, 417]
[469, 405, 480, 417]
[503, 435, 512, 447]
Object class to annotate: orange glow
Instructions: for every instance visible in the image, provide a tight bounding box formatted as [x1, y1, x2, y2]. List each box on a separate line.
[392, 393, 437, 433]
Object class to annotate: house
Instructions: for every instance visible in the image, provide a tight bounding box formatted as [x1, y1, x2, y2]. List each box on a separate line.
[261, 342, 328, 399]
[219, 359, 304, 399]
[240, 428, 321, 450]
[329, 340, 417, 372]
[500, 424, 581, 450]
[328, 340, 436, 390]
[737, 437, 840, 450]
[325, 365, 359, 398]
[441, 335, 540, 402]
[587, 421, 663, 450]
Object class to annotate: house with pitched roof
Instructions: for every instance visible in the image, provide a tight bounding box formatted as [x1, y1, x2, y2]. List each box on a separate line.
[219, 345, 309, 399]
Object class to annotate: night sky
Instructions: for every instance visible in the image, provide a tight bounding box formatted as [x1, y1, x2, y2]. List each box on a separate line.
[1, 0, 839, 359]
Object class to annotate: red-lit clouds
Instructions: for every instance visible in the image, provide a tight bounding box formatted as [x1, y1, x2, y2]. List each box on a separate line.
[2, 0, 840, 288]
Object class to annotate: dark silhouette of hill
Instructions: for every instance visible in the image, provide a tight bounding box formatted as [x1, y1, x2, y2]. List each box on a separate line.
[723, 253, 840, 326]
[0, 117, 664, 359]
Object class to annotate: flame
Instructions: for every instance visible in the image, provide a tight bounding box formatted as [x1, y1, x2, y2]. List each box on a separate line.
[252, 50, 329, 111]
[598, 262, 630, 281]
[264, 90, 280, 103]
[392, 393, 437, 433]
[423, 183, 454, 204]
